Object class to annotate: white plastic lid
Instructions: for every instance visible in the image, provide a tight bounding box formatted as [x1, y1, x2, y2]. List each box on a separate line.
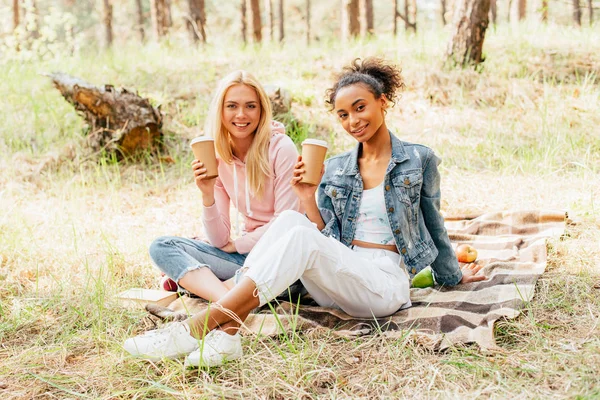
[301, 138, 328, 148]
[190, 136, 214, 145]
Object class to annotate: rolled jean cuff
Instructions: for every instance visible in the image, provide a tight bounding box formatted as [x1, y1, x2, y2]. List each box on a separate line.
[243, 272, 277, 307]
[173, 263, 209, 283]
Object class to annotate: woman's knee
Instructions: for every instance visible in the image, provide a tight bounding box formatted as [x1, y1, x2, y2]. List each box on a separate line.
[148, 236, 180, 262]
[286, 225, 323, 247]
[276, 210, 315, 229]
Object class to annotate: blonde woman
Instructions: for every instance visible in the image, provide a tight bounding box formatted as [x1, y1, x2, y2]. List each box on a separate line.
[147, 71, 301, 304]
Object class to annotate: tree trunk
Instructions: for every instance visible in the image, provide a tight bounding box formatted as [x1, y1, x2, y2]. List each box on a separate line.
[241, 0, 247, 44]
[489, 0, 497, 26]
[165, 0, 173, 28]
[572, 0, 581, 26]
[588, 0, 593, 25]
[134, 0, 145, 42]
[360, 0, 374, 37]
[342, 0, 360, 41]
[250, 0, 262, 43]
[541, 0, 548, 22]
[24, 0, 40, 38]
[47, 73, 163, 158]
[407, 0, 417, 32]
[404, 0, 409, 30]
[187, 0, 207, 43]
[518, 0, 526, 20]
[278, 0, 284, 42]
[13, 0, 20, 31]
[445, 0, 491, 68]
[151, 0, 170, 39]
[306, 0, 311, 45]
[265, 0, 273, 41]
[441, 0, 447, 25]
[102, 0, 113, 47]
[393, 0, 398, 35]
[507, 0, 512, 21]
[509, 0, 527, 21]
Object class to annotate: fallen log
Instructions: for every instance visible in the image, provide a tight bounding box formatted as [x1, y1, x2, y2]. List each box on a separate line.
[47, 72, 162, 158]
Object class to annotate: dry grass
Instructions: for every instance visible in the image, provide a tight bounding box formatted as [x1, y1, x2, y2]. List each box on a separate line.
[1, 24, 600, 399]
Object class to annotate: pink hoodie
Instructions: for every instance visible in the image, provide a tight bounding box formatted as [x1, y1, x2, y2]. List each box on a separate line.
[202, 121, 301, 254]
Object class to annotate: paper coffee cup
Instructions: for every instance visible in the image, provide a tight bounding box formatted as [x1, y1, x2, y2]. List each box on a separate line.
[190, 137, 218, 179]
[300, 139, 328, 185]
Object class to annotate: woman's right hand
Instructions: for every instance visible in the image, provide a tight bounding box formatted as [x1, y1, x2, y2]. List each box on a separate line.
[192, 159, 217, 197]
[290, 156, 321, 203]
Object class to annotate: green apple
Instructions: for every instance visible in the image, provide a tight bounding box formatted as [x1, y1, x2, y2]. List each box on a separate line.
[411, 267, 435, 288]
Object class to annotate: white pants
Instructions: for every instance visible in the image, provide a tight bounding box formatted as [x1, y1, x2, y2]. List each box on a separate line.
[244, 210, 411, 318]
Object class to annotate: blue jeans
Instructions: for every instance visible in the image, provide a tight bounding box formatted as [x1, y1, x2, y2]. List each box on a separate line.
[149, 236, 246, 284]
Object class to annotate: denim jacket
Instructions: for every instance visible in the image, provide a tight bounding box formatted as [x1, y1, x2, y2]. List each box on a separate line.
[317, 131, 462, 286]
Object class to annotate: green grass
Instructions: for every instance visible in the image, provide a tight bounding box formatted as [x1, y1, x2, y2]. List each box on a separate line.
[1, 22, 599, 398]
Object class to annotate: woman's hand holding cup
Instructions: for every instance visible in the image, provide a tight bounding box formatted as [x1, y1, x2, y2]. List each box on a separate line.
[192, 159, 217, 202]
[290, 156, 322, 202]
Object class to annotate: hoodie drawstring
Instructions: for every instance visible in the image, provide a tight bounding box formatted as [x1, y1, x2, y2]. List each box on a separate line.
[233, 162, 252, 237]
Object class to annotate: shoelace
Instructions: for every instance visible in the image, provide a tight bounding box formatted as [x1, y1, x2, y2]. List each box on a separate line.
[139, 323, 173, 337]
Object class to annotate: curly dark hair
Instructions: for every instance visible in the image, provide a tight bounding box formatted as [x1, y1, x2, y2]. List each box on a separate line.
[326, 57, 405, 110]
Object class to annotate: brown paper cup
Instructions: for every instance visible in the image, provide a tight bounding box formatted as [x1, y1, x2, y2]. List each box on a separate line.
[190, 137, 218, 179]
[300, 139, 328, 185]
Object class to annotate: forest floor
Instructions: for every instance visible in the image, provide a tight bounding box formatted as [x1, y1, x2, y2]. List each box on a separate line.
[1, 25, 599, 399]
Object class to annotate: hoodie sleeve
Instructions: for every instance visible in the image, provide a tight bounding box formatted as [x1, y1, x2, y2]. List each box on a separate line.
[233, 131, 300, 254]
[202, 177, 233, 249]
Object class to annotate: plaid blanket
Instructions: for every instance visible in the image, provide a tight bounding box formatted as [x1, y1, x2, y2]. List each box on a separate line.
[148, 210, 568, 350]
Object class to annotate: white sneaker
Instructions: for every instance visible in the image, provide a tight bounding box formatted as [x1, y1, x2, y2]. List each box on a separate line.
[123, 322, 200, 361]
[184, 330, 242, 368]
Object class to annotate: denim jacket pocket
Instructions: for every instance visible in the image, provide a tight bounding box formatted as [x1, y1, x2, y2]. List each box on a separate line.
[324, 184, 350, 218]
[392, 171, 422, 203]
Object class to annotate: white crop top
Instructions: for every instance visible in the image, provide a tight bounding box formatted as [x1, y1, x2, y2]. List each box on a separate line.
[353, 183, 395, 245]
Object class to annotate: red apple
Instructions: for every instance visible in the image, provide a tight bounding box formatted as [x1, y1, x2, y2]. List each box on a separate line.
[456, 244, 478, 263]
[160, 275, 178, 292]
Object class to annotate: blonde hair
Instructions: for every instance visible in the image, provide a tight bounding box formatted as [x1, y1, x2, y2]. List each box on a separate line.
[205, 70, 273, 197]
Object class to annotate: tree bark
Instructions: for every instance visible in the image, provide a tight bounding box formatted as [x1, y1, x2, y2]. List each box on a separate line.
[489, 0, 497, 26]
[278, 0, 284, 42]
[360, 0, 374, 37]
[13, 0, 20, 31]
[572, 0, 581, 26]
[47, 73, 163, 158]
[241, 0, 247, 44]
[265, 0, 273, 41]
[404, 0, 409, 30]
[102, 0, 113, 47]
[342, 0, 360, 41]
[588, 0, 593, 25]
[151, 0, 170, 39]
[135, 0, 145, 42]
[306, 0, 311, 45]
[393, 0, 398, 35]
[541, 0, 548, 22]
[407, 0, 417, 32]
[508, 0, 527, 21]
[250, 0, 262, 43]
[441, 0, 447, 25]
[187, 0, 207, 43]
[445, 0, 491, 68]
[517, 0, 526, 20]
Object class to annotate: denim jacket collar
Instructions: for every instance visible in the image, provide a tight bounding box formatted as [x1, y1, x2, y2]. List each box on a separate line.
[341, 130, 410, 175]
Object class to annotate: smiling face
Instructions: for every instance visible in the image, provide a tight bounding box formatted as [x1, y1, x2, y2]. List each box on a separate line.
[334, 83, 387, 143]
[221, 83, 262, 142]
